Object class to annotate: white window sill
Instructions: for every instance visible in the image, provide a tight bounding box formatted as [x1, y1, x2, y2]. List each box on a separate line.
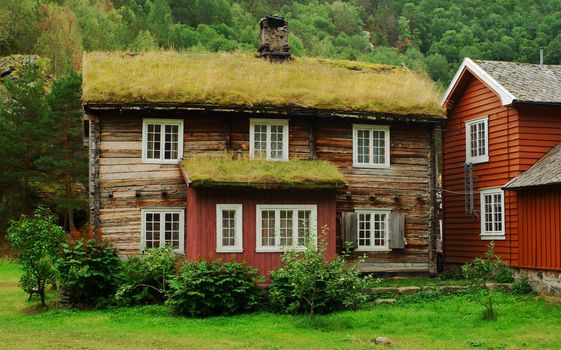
[480, 234, 505, 241]
[142, 158, 181, 165]
[352, 163, 390, 169]
[256, 247, 308, 253]
[216, 248, 243, 253]
[355, 247, 392, 252]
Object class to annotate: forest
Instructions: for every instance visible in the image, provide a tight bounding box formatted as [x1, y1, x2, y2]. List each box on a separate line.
[1, 0, 560, 243]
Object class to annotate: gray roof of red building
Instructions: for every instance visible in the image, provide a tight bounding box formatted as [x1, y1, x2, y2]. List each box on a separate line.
[504, 143, 561, 189]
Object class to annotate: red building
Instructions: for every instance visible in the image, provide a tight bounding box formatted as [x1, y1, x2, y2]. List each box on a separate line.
[441, 58, 561, 294]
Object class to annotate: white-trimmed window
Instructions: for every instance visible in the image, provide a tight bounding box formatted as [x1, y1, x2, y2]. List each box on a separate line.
[256, 205, 317, 252]
[465, 117, 489, 164]
[141, 208, 185, 253]
[249, 119, 289, 161]
[480, 188, 505, 240]
[352, 124, 390, 168]
[216, 204, 243, 253]
[355, 209, 391, 251]
[142, 118, 184, 163]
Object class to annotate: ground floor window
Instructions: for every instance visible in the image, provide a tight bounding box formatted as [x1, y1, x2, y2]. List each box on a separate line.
[216, 204, 243, 253]
[256, 205, 317, 252]
[355, 209, 390, 251]
[141, 208, 185, 253]
[480, 188, 505, 240]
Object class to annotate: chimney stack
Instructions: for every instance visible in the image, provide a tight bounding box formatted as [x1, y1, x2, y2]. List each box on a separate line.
[540, 46, 544, 68]
[258, 15, 291, 61]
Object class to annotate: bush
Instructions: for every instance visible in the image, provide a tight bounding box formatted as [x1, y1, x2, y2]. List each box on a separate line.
[269, 227, 368, 316]
[166, 259, 264, 317]
[7, 207, 66, 306]
[114, 246, 177, 305]
[57, 239, 121, 306]
[511, 275, 534, 295]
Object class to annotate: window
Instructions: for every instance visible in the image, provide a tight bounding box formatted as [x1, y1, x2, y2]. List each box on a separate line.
[142, 118, 184, 163]
[352, 124, 390, 168]
[355, 209, 391, 251]
[256, 205, 317, 252]
[249, 119, 289, 161]
[480, 188, 505, 240]
[216, 204, 243, 253]
[141, 208, 185, 253]
[465, 117, 489, 164]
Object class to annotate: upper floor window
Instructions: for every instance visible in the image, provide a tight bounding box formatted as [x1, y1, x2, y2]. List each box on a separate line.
[352, 124, 390, 168]
[249, 119, 289, 161]
[355, 209, 391, 251]
[142, 118, 184, 164]
[465, 117, 488, 164]
[216, 204, 243, 253]
[480, 188, 505, 240]
[256, 204, 316, 252]
[141, 208, 185, 254]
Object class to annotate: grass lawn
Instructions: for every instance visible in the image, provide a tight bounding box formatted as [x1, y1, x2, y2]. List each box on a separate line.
[1, 261, 561, 350]
[372, 276, 468, 288]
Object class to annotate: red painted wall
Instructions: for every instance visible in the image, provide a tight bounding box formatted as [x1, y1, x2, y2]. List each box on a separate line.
[185, 187, 337, 277]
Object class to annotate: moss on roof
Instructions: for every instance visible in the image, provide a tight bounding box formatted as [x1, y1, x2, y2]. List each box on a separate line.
[82, 51, 444, 118]
[182, 156, 347, 189]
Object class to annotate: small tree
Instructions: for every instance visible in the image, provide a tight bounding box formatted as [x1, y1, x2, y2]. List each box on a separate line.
[462, 242, 512, 320]
[7, 206, 66, 306]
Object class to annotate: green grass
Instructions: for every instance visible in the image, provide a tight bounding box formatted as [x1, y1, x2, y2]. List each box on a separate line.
[371, 277, 468, 288]
[1, 261, 561, 349]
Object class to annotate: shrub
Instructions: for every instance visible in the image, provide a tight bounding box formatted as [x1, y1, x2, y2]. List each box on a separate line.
[511, 275, 534, 295]
[57, 239, 121, 306]
[7, 207, 66, 306]
[114, 246, 177, 305]
[462, 242, 512, 320]
[167, 259, 264, 317]
[269, 227, 368, 316]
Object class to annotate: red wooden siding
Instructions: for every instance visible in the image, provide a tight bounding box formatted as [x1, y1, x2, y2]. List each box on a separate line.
[443, 73, 520, 264]
[186, 187, 337, 277]
[518, 188, 561, 271]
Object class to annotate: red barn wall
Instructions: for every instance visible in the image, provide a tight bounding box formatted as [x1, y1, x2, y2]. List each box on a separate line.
[186, 187, 337, 277]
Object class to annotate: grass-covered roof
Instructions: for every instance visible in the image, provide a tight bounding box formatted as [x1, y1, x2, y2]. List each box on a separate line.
[181, 157, 347, 189]
[82, 51, 444, 118]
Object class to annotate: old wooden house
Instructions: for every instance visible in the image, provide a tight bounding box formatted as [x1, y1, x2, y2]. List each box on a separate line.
[82, 48, 444, 276]
[441, 58, 561, 294]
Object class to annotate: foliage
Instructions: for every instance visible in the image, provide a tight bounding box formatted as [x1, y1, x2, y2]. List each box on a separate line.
[114, 246, 177, 306]
[6, 206, 66, 306]
[82, 51, 444, 117]
[57, 239, 121, 306]
[269, 228, 368, 316]
[462, 242, 512, 320]
[511, 275, 534, 295]
[166, 259, 264, 317]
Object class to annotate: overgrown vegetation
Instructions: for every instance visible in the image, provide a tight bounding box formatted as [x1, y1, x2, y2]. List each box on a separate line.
[6, 207, 66, 306]
[462, 242, 513, 320]
[83, 51, 443, 116]
[57, 239, 121, 306]
[269, 230, 368, 316]
[183, 155, 348, 189]
[166, 259, 264, 317]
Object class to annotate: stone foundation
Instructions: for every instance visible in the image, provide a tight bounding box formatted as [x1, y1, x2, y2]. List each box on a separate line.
[513, 268, 561, 296]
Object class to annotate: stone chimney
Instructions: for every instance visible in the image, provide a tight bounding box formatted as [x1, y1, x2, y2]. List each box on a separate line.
[258, 15, 291, 61]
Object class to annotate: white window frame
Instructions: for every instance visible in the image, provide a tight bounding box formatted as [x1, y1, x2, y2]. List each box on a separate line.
[141, 118, 184, 164]
[216, 204, 243, 253]
[249, 118, 289, 161]
[352, 124, 390, 168]
[255, 204, 317, 252]
[480, 188, 506, 240]
[140, 208, 185, 254]
[465, 116, 489, 164]
[355, 208, 392, 252]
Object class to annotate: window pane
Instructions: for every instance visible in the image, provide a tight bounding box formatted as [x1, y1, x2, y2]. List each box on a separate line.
[372, 130, 385, 164]
[297, 210, 311, 246]
[221, 210, 236, 247]
[164, 124, 179, 160]
[279, 210, 293, 246]
[358, 213, 371, 247]
[261, 210, 275, 246]
[373, 213, 386, 247]
[270, 125, 284, 159]
[147, 124, 161, 160]
[494, 193, 502, 232]
[253, 125, 267, 159]
[163, 212, 180, 249]
[478, 122, 486, 156]
[145, 212, 160, 248]
[470, 123, 478, 158]
[357, 129, 370, 164]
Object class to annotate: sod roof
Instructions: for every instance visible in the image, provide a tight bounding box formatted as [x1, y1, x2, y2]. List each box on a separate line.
[181, 157, 347, 189]
[82, 51, 444, 118]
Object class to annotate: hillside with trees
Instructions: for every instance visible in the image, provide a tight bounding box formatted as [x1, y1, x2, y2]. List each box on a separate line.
[0, 0, 560, 243]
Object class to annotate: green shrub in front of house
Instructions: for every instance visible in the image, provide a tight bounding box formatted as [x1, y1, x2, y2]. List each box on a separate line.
[57, 239, 121, 306]
[166, 259, 264, 317]
[269, 229, 368, 316]
[114, 246, 177, 306]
